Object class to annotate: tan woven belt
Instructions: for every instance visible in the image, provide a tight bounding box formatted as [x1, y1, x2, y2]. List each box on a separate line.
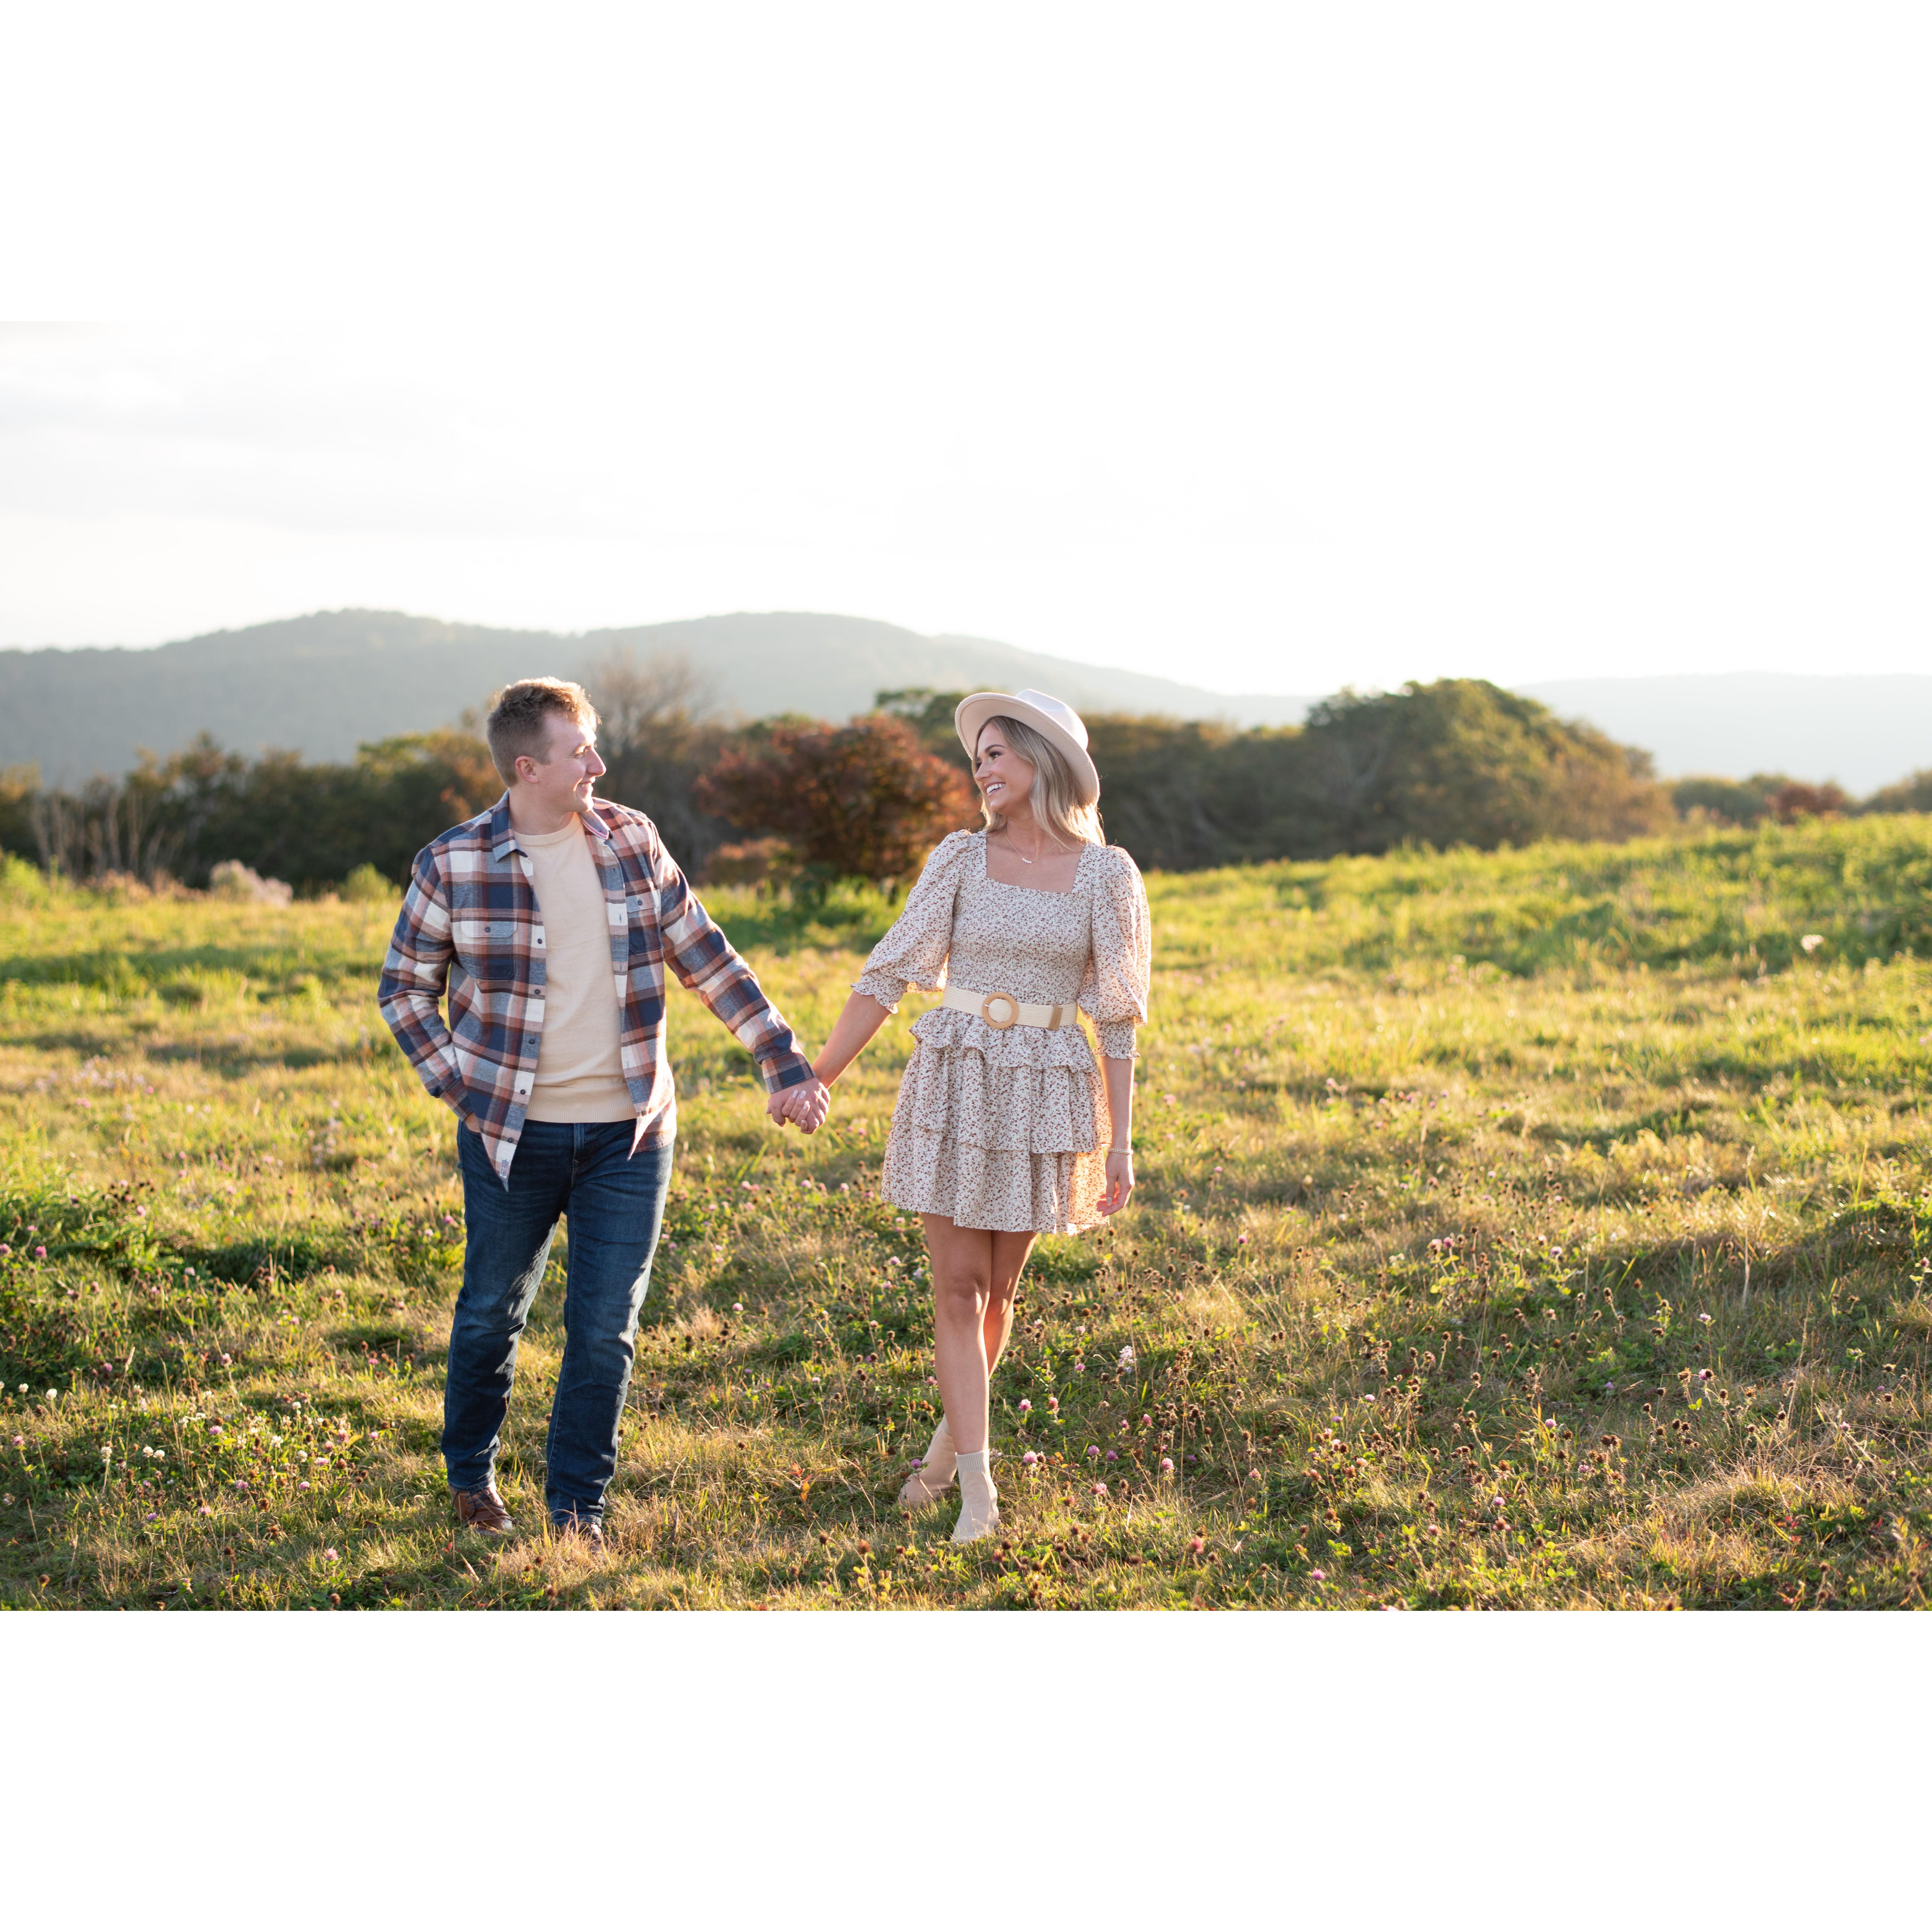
[940, 983, 1076, 1031]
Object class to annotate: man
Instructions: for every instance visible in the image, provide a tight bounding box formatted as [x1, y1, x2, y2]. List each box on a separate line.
[378, 676, 830, 1547]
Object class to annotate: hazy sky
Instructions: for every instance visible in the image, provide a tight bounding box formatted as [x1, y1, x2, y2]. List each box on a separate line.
[4, 6, 1927, 694]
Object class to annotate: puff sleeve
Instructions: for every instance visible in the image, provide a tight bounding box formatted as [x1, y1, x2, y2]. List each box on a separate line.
[852, 830, 975, 1011]
[1079, 845, 1151, 1058]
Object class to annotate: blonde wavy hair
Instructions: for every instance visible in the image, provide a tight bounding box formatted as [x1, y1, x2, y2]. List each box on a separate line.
[976, 714, 1103, 847]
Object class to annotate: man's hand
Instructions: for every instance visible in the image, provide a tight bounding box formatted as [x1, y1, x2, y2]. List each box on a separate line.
[767, 1078, 831, 1135]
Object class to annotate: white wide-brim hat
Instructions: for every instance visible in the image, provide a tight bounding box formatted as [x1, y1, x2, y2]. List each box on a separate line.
[954, 689, 1101, 807]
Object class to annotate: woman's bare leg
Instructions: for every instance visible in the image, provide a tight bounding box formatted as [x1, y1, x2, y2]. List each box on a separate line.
[923, 1215, 1038, 1454]
[983, 1228, 1037, 1378]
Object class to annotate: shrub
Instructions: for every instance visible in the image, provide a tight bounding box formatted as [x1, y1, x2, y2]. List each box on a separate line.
[1295, 680, 1670, 853]
[695, 715, 977, 886]
[341, 863, 398, 904]
[208, 862, 293, 905]
[1086, 681, 1669, 869]
[1768, 781, 1849, 824]
[0, 765, 35, 861]
[1862, 768, 1932, 816]
[1671, 774, 1791, 827]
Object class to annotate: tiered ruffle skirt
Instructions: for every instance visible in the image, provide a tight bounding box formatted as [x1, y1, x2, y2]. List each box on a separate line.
[879, 1008, 1110, 1234]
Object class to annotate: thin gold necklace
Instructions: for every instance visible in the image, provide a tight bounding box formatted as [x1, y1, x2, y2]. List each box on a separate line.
[1006, 825, 1059, 865]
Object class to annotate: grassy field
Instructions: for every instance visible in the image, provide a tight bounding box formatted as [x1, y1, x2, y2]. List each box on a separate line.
[2, 817, 1929, 1611]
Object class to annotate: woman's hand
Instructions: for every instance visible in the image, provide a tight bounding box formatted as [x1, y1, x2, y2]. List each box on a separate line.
[1098, 1149, 1135, 1216]
[767, 1079, 830, 1134]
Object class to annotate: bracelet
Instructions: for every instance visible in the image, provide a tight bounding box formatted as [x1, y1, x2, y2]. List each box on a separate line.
[1108, 1145, 1132, 1155]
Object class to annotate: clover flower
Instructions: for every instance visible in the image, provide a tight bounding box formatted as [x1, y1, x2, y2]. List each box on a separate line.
[1160, 1458, 1174, 1474]
[1018, 1399, 1032, 1413]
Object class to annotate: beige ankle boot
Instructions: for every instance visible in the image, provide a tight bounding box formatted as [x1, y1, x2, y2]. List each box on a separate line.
[952, 1448, 999, 1543]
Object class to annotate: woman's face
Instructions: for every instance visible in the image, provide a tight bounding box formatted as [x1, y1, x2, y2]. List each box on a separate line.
[974, 724, 1035, 815]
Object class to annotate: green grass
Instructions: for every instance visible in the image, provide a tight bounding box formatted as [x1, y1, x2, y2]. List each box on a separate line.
[2, 819, 1929, 1610]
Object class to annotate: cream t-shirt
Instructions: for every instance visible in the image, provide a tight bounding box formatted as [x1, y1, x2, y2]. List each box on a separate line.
[520, 818, 634, 1123]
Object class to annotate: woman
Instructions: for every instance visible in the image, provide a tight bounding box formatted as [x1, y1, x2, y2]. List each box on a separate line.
[809, 689, 1152, 1542]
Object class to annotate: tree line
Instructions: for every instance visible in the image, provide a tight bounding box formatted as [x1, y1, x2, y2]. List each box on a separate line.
[3, 654, 1926, 893]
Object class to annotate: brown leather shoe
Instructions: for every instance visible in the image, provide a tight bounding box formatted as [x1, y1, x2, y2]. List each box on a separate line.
[452, 1484, 514, 1537]
[551, 1513, 604, 1552]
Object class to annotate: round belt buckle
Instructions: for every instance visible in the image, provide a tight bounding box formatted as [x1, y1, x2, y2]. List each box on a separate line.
[980, 991, 1020, 1030]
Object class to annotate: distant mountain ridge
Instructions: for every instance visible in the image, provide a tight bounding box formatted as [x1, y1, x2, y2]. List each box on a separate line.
[3, 609, 1929, 793]
[0, 609, 1312, 786]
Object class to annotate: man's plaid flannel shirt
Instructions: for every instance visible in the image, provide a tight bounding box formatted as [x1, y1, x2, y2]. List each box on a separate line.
[378, 794, 813, 1185]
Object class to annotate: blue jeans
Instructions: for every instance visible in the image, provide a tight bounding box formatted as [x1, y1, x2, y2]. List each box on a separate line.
[447, 1119, 672, 1524]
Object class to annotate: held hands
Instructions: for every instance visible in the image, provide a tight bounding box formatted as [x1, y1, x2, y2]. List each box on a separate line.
[767, 1077, 832, 1135]
[1098, 1148, 1135, 1216]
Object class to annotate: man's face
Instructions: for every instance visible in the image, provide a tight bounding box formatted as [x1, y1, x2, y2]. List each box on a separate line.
[516, 709, 606, 815]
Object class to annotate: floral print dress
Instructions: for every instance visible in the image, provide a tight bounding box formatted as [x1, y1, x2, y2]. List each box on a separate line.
[854, 830, 1152, 1234]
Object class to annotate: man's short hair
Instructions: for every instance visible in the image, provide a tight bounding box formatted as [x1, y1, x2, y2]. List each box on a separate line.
[485, 679, 599, 786]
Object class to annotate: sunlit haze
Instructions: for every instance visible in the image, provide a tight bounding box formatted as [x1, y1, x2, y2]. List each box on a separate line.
[4, 6, 1928, 693]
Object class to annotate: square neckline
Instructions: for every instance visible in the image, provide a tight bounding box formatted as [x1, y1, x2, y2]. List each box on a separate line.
[975, 829, 1091, 898]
